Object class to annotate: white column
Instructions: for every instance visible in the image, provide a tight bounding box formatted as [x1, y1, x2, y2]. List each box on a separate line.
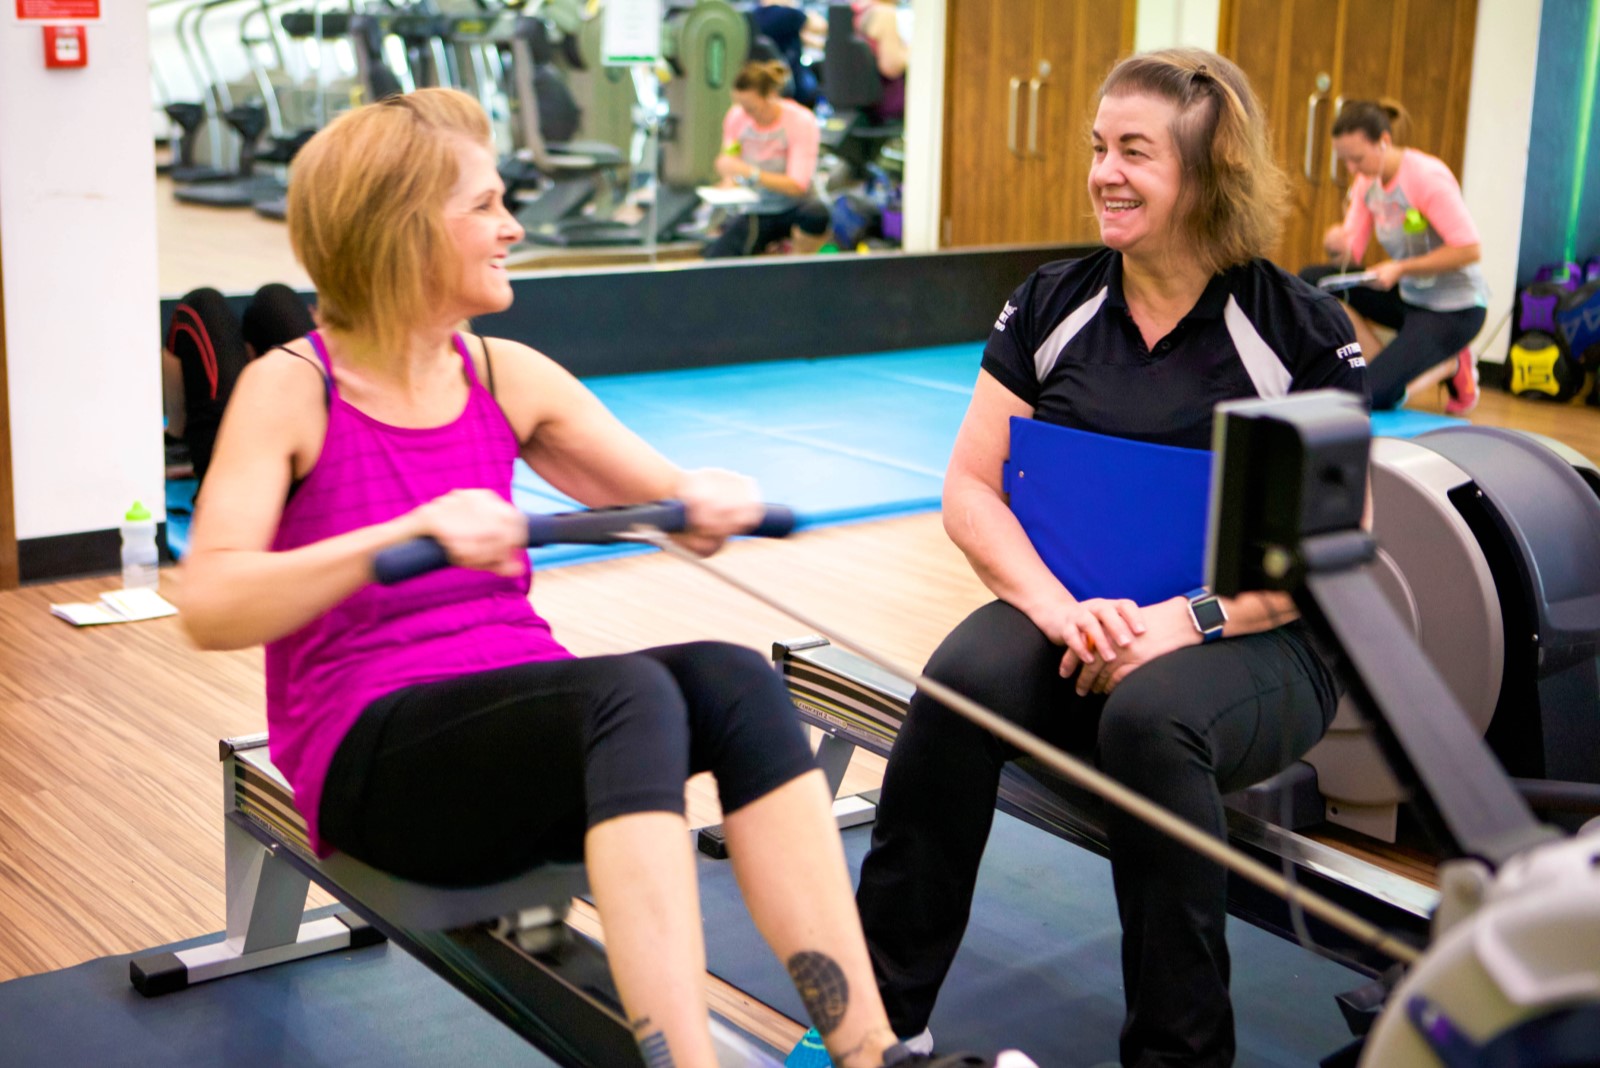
[1134, 0, 1221, 53]
[1459, 0, 1543, 362]
[1, 5, 163, 540]
[902, 0, 947, 252]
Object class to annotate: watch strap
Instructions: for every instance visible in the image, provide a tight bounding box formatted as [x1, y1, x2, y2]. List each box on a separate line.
[1185, 586, 1227, 643]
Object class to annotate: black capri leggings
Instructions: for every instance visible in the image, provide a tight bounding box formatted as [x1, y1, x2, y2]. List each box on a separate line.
[319, 641, 816, 887]
[703, 200, 832, 259]
[1298, 263, 1486, 410]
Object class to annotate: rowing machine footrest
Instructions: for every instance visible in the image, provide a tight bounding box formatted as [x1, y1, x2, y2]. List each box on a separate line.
[129, 952, 187, 997]
[509, 918, 573, 956]
[697, 825, 729, 860]
[337, 911, 387, 949]
[1335, 963, 1405, 1036]
[1222, 761, 1323, 831]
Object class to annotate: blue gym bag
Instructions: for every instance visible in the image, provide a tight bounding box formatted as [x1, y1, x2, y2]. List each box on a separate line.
[1002, 417, 1214, 606]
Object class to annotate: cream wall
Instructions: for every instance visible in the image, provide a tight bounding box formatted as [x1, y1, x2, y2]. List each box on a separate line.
[1134, 0, 1220, 53]
[1, 6, 164, 541]
[1459, 0, 1542, 362]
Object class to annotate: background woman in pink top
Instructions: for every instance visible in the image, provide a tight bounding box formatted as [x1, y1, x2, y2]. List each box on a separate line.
[1301, 99, 1489, 413]
[175, 88, 1017, 1068]
[705, 60, 832, 258]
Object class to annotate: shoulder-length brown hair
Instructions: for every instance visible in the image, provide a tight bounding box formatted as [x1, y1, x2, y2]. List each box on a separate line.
[287, 88, 492, 357]
[1097, 48, 1288, 275]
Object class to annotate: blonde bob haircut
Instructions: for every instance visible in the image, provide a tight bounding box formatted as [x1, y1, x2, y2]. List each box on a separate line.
[288, 88, 492, 357]
[1097, 48, 1288, 277]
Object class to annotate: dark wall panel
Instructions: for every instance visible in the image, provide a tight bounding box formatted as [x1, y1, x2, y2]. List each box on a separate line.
[158, 245, 1095, 376]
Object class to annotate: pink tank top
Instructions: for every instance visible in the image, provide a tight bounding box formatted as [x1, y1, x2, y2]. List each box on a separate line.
[264, 332, 571, 854]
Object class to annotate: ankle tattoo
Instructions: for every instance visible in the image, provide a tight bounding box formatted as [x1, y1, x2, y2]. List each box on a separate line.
[631, 1017, 676, 1068]
[786, 950, 849, 1035]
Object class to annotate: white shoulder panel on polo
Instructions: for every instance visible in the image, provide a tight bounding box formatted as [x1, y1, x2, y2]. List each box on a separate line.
[1033, 286, 1109, 382]
[1223, 295, 1291, 398]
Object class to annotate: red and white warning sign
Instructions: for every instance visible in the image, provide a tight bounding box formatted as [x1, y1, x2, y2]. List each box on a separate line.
[15, 0, 101, 20]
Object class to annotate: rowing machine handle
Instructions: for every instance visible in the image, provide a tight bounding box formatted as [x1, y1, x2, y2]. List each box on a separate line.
[372, 501, 797, 585]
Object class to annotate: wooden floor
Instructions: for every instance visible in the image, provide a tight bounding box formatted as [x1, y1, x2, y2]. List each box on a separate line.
[34, 182, 1600, 1048]
[5, 385, 1600, 1017]
[0, 512, 987, 1052]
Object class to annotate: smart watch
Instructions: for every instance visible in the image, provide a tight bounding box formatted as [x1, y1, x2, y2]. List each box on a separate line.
[1185, 586, 1228, 643]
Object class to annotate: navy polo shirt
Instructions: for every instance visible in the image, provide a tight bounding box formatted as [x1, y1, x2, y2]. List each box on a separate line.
[983, 248, 1369, 450]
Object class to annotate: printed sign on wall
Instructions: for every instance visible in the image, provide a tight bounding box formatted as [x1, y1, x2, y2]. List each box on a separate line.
[15, 0, 101, 19]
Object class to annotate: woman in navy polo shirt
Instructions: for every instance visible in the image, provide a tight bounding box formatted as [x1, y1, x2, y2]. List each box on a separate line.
[855, 49, 1368, 1068]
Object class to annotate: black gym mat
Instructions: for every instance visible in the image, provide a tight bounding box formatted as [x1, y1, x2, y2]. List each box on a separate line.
[0, 906, 548, 1067]
[694, 814, 1367, 1067]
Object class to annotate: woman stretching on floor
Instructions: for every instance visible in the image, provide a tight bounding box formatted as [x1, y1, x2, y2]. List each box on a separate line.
[1300, 99, 1488, 414]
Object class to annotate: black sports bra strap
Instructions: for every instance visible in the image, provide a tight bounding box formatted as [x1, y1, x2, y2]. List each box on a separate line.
[475, 333, 497, 399]
[272, 344, 332, 410]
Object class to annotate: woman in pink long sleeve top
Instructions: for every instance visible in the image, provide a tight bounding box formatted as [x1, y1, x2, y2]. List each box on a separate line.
[1300, 99, 1489, 413]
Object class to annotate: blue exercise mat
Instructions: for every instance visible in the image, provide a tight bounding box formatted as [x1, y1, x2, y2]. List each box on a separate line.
[0, 907, 548, 1068]
[1369, 409, 1467, 438]
[695, 815, 1365, 1068]
[163, 348, 1466, 564]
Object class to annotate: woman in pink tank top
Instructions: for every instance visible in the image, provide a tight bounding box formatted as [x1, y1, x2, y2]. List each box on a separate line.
[175, 89, 1014, 1068]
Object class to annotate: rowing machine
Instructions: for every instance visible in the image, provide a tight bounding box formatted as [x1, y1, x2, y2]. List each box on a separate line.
[131, 502, 798, 1068]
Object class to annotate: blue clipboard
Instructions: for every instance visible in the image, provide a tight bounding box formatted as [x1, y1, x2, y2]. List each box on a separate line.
[1002, 417, 1213, 605]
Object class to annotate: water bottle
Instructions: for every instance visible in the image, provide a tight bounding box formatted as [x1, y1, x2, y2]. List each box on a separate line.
[1402, 207, 1436, 291]
[120, 501, 160, 591]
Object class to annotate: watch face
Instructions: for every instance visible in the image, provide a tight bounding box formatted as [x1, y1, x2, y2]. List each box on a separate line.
[1191, 598, 1227, 632]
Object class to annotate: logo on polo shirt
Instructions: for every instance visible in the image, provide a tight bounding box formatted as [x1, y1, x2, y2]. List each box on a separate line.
[995, 301, 1018, 332]
[1336, 341, 1366, 368]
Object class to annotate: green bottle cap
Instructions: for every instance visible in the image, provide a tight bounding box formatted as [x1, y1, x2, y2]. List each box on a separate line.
[125, 501, 152, 522]
[1403, 207, 1427, 234]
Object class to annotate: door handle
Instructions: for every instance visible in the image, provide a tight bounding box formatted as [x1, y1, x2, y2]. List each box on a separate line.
[1008, 77, 1022, 157]
[1304, 91, 1324, 179]
[1027, 79, 1043, 158]
[1329, 95, 1344, 181]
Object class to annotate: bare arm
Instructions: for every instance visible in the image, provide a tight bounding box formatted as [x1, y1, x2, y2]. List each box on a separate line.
[862, 6, 908, 80]
[1396, 241, 1480, 277]
[715, 155, 807, 198]
[491, 339, 765, 549]
[802, 11, 827, 49]
[943, 371, 1071, 623]
[1367, 241, 1480, 291]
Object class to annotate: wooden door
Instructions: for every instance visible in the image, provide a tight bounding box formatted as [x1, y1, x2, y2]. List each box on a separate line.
[1323, 0, 1479, 252]
[942, 0, 1040, 246]
[1221, 0, 1341, 271]
[1220, 0, 1479, 271]
[1027, 0, 1136, 244]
